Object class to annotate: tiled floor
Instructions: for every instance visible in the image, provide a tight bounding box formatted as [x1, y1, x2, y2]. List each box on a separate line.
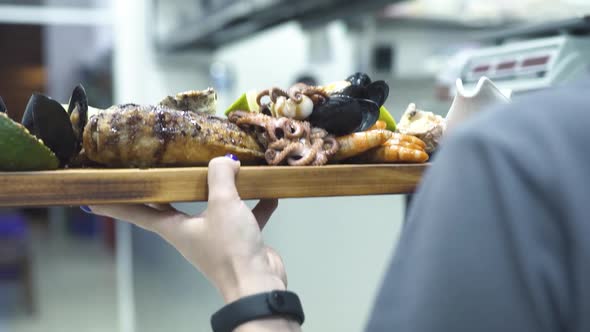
[0, 220, 118, 332]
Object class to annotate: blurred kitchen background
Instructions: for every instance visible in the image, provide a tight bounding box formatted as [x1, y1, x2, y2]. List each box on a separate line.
[0, 0, 589, 331]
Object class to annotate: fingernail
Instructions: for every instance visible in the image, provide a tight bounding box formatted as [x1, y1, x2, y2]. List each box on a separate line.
[225, 153, 239, 162]
[80, 205, 92, 213]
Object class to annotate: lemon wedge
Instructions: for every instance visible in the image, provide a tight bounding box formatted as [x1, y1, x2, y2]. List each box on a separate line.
[224, 90, 260, 116]
[379, 106, 397, 132]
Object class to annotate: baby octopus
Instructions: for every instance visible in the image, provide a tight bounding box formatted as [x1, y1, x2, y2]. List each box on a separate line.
[256, 84, 329, 120]
[228, 110, 338, 166]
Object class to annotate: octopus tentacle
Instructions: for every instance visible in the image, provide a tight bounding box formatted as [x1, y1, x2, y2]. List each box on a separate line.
[271, 88, 289, 103]
[311, 94, 327, 105]
[265, 141, 301, 165]
[289, 90, 303, 103]
[284, 121, 309, 139]
[321, 136, 339, 156]
[268, 138, 291, 150]
[229, 111, 338, 166]
[302, 87, 329, 105]
[256, 90, 270, 107]
[287, 83, 309, 103]
[310, 127, 327, 139]
[229, 111, 266, 127]
[257, 88, 289, 106]
[288, 147, 316, 166]
[302, 87, 329, 98]
[285, 84, 330, 106]
[306, 137, 324, 166]
[228, 111, 275, 149]
[267, 117, 288, 142]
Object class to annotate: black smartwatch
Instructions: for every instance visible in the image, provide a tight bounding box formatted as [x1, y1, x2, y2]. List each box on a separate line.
[210, 290, 304, 332]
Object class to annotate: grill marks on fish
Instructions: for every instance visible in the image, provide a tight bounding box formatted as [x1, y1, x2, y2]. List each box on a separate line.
[125, 112, 143, 142]
[153, 109, 178, 164]
[82, 105, 264, 167]
[108, 111, 122, 160]
[88, 116, 99, 156]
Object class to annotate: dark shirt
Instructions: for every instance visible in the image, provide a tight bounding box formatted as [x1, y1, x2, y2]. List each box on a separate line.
[365, 78, 590, 332]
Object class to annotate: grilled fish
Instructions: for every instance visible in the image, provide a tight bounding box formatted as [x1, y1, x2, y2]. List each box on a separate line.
[82, 104, 264, 167]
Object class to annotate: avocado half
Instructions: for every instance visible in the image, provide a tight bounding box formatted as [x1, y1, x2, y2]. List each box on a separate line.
[0, 112, 59, 171]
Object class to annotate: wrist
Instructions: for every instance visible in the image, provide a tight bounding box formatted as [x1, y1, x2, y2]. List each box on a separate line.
[211, 290, 304, 332]
[219, 272, 286, 303]
[216, 254, 287, 303]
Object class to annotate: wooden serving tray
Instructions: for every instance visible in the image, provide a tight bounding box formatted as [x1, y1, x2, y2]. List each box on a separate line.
[0, 164, 428, 207]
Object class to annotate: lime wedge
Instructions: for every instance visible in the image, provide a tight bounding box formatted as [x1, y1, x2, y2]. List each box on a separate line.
[0, 113, 59, 171]
[224, 90, 260, 116]
[379, 106, 397, 132]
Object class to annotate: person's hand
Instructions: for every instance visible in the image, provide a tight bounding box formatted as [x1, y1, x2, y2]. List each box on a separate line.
[87, 155, 286, 303]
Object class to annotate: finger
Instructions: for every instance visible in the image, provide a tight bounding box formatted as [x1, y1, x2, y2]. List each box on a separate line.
[88, 204, 184, 233]
[207, 156, 241, 205]
[252, 199, 279, 230]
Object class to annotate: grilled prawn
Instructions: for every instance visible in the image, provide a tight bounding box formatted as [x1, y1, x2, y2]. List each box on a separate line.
[334, 129, 392, 161]
[362, 144, 429, 163]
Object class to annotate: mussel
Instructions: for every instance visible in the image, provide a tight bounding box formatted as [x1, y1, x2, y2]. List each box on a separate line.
[346, 72, 372, 87]
[66, 85, 89, 152]
[341, 72, 389, 108]
[21, 85, 88, 165]
[308, 72, 388, 136]
[0, 96, 6, 114]
[308, 94, 380, 136]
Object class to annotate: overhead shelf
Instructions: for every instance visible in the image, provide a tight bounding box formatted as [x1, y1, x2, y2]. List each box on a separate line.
[0, 4, 111, 26]
[156, 0, 401, 51]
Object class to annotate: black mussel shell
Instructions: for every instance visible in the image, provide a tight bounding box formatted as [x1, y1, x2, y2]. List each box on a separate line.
[339, 79, 389, 108]
[308, 94, 380, 136]
[346, 72, 372, 87]
[365, 80, 389, 107]
[22, 93, 77, 165]
[0, 96, 6, 113]
[66, 84, 88, 151]
[356, 98, 381, 132]
[339, 84, 366, 100]
[21, 100, 34, 129]
[309, 96, 362, 136]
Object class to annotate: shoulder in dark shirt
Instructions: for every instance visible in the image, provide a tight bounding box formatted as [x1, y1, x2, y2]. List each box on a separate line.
[365, 77, 590, 332]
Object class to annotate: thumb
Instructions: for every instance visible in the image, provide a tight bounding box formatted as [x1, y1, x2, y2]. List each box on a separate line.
[207, 155, 241, 205]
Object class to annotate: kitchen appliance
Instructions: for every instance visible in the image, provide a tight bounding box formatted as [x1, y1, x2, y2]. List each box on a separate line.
[456, 16, 590, 95]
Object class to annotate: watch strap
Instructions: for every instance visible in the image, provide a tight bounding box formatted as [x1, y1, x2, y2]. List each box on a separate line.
[211, 290, 304, 332]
